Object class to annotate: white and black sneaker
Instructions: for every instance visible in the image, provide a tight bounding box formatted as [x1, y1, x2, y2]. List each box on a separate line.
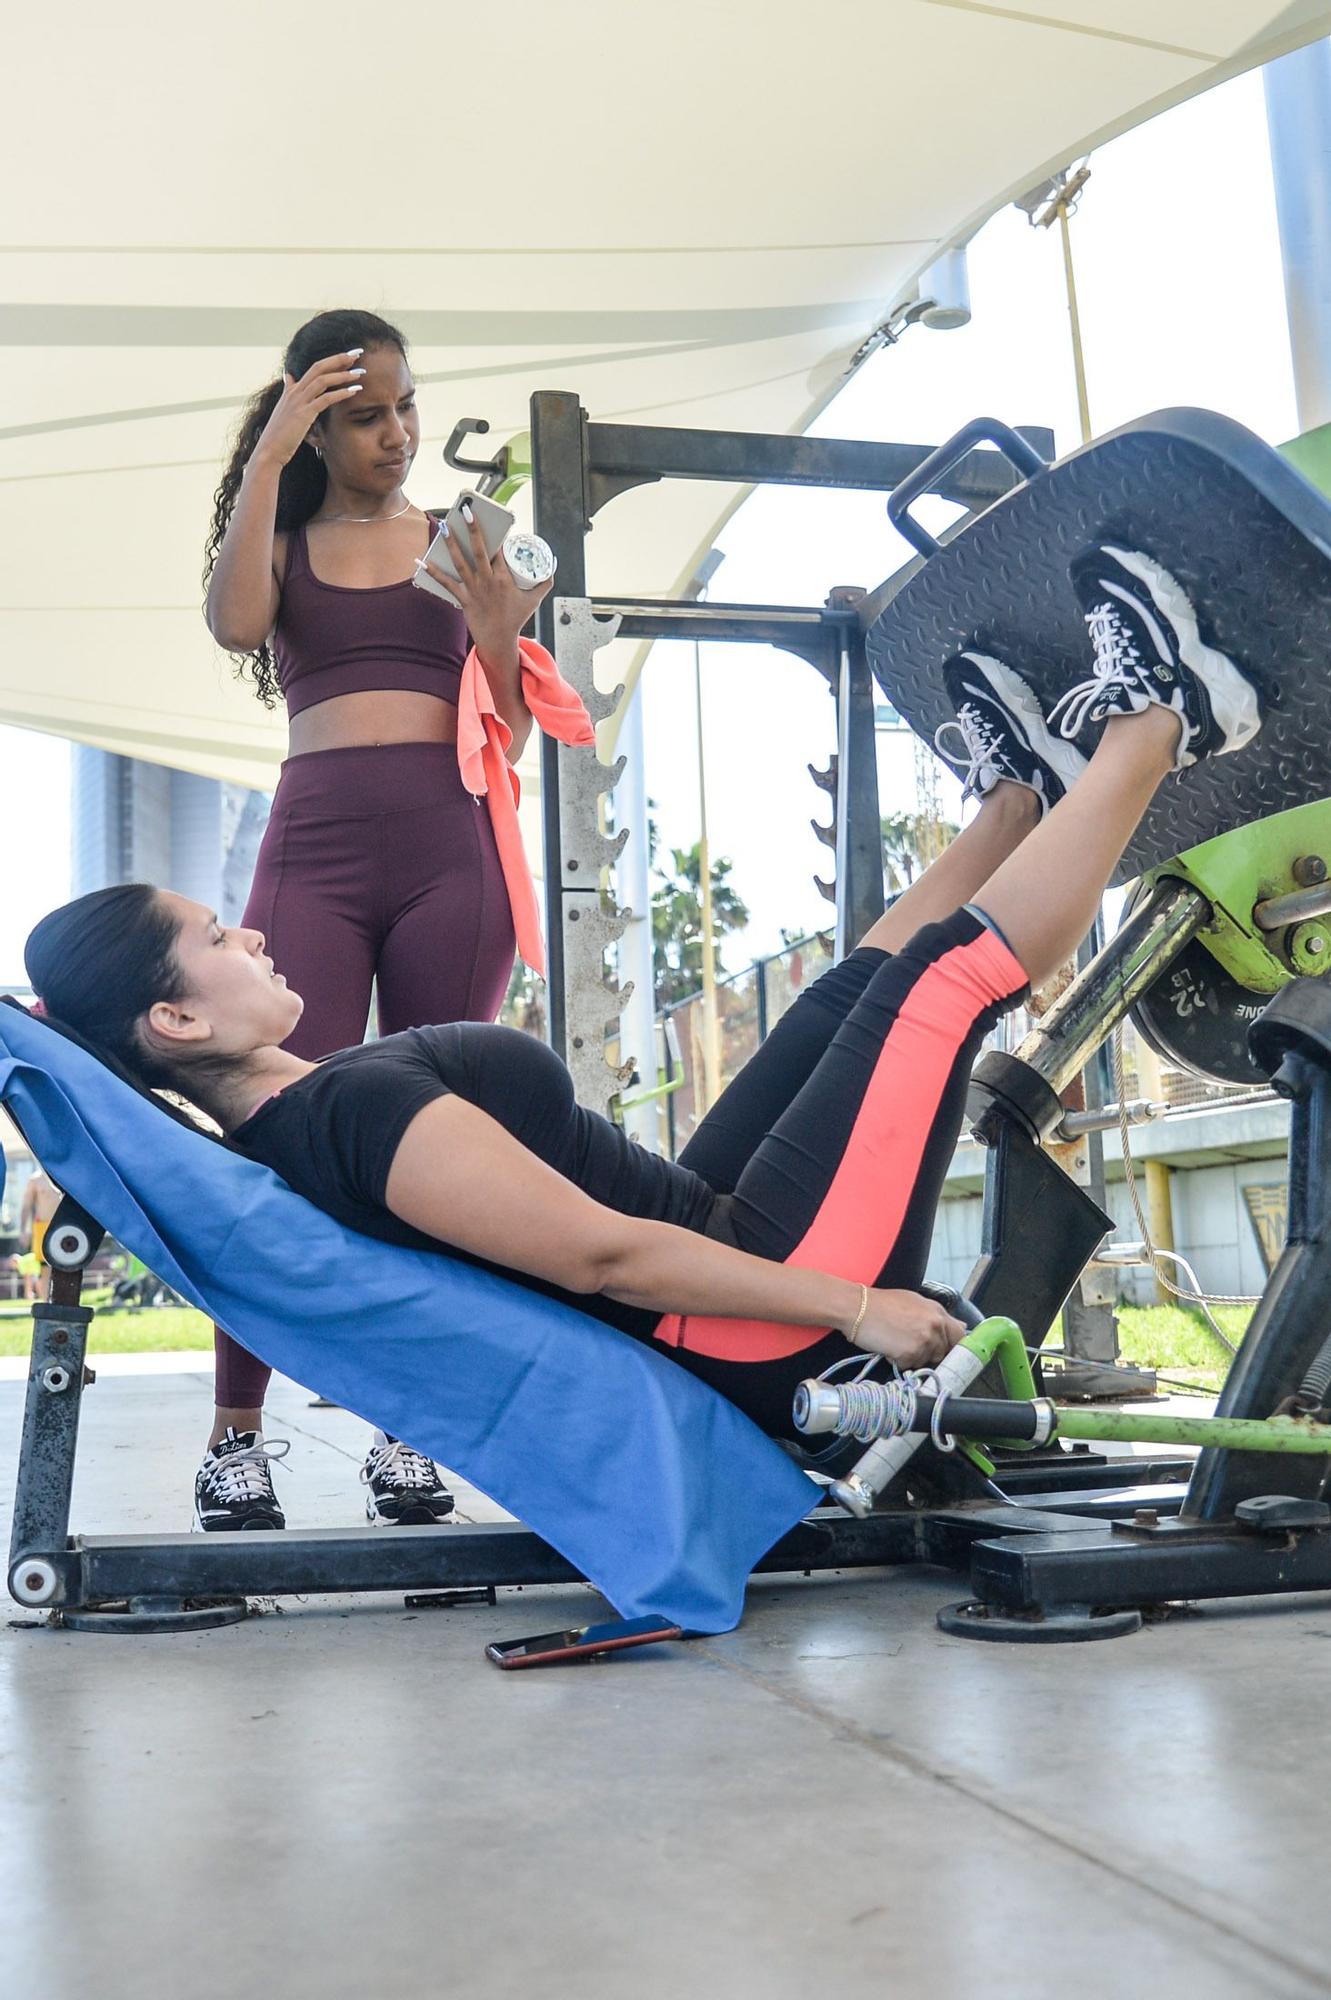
[936, 650, 1089, 817]
[194, 1428, 289, 1532]
[1053, 544, 1262, 768]
[360, 1432, 456, 1526]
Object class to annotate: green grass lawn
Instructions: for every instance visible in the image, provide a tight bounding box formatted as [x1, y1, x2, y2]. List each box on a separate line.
[0, 1296, 1254, 1378]
[0, 1304, 213, 1357]
[1073, 1301, 1252, 1393]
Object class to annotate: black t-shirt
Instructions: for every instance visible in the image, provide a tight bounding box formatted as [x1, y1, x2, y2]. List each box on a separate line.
[230, 1024, 717, 1329]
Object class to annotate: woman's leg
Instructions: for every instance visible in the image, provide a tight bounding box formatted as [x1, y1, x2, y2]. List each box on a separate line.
[971, 710, 1176, 991]
[666, 555, 1263, 1434]
[665, 905, 1026, 1433]
[859, 782, 1038, 956]
[676, 945, 886, 1195]
[207, 789, 379, 1464]
[679, 782, 1039, 1195]
[662, 699, 1236, 1437]
[698, 699, 1170, 1286]
[728, 711, 1186, 1275]
[374, 761, 516, 1035]
[360, 753, 513, 1522]
[679, 646, 1084, 1196]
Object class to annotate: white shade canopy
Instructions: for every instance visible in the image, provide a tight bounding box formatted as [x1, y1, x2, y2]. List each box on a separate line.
[4, 1, 1329, 790]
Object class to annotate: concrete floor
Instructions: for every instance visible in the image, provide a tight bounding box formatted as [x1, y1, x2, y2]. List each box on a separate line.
[4, 1360, 1331, 2000]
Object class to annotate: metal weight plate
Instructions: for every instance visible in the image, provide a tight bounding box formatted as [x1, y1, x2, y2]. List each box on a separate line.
[1131, 935, 1271, 1088]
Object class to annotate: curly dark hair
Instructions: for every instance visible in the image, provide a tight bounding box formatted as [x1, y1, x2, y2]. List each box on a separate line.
[202, 309, 411, 707]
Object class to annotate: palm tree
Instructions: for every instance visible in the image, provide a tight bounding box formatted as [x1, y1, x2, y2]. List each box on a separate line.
[651, 839, 750, 1009]
[881, 808, 958, 892]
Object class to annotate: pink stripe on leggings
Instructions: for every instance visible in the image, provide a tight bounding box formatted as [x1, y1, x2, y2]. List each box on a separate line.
[654, 927, 1027, 1362]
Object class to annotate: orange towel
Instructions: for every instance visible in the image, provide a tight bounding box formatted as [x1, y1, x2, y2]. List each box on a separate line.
[456, 638, 597, 976]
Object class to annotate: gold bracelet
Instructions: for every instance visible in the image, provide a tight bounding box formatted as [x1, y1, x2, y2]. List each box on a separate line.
[847, 1282, 869, 1344]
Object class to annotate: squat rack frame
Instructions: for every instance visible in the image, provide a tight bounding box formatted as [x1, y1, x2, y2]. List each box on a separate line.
[524, 388, 1054, 1083]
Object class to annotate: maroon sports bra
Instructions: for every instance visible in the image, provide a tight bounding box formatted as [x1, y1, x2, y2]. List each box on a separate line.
[272, 516, 469, 720]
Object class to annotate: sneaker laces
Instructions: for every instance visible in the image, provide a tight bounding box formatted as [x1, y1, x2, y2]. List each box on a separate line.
[934, 700, 1005, 795]
[361, 1440, 440, 1493]
[1048, 600, 1146, 740]
[201, 1437, 290, 1507]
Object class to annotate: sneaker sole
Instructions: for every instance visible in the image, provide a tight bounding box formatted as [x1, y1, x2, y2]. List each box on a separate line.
[365, 1498, 456, 1527]
[193, 1514, 285, 1532]
[959, 651, 1090, 796]
[1098, 545, 1262, 762]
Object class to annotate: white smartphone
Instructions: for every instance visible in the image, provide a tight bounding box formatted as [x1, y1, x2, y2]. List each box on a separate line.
[413, 488, 515, 601]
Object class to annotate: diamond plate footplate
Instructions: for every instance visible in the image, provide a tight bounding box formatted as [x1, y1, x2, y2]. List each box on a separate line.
[866, 408, 1331, 884]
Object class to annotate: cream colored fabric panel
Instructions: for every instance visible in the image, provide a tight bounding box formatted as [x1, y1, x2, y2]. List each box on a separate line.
[920, 0, 1321, 50]
[0, 3, 1197, 242]
[1, 0, 1328, 784]
[0, 610, 280, 790]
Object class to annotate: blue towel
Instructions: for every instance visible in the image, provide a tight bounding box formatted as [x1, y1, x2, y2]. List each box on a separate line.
[0, 1007, 815, 1632]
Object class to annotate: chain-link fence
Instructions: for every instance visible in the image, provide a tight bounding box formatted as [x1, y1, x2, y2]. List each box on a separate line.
[650, 947, 1275, 1158]
[658, 934, 834, 1157]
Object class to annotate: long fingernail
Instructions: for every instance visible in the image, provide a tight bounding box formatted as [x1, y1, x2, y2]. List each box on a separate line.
[462, 503, 474, 524]
[347, 384, 363, 393]
[350, 367, 366, 376]
[348, 347, 364, 358]
[440, 522, 450, 537]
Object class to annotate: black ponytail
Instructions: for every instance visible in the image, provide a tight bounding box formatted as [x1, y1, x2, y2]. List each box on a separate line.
[203, 308, 411, 707]
[22, 887, 234, 1141]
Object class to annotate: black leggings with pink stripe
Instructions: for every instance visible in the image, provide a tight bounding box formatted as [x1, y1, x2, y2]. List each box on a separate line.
[635, 907, 1029, 1437]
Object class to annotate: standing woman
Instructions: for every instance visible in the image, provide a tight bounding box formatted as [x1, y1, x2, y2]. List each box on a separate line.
[199, 307, 550, 1531]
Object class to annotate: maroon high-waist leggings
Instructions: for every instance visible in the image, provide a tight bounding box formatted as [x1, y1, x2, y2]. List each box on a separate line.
[213, 741, 516, 1408]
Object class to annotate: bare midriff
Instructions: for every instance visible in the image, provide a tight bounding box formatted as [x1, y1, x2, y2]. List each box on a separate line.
[287, 688, 459, 756]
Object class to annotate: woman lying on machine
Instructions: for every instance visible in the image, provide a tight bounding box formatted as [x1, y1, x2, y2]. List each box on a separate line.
[23, 547, 1261, 1508]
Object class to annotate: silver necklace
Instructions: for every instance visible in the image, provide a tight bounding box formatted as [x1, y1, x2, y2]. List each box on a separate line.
[319, 500, 415, 526]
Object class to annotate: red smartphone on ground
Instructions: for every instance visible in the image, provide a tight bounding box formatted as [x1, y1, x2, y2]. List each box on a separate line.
[486, 1614, 684, 1669]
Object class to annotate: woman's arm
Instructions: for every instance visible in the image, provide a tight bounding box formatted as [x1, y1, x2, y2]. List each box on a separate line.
[384, 1096, 963, 1367]
[206, 454, 284, 650]
[470, 635, 534, 762]
[206, 353, 366, 650]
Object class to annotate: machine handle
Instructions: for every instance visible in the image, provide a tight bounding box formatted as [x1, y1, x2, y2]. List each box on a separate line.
[919, 1278, 984, 1329]
[442, 418, 510, 496]
[886, 418, 1050, 559]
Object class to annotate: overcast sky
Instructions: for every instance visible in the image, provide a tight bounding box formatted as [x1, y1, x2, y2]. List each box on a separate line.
[0, 62, 1301, 984]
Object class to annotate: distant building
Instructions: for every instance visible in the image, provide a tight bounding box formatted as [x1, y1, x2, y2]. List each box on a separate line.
[71, 746, 269, 923]
[0, 750, 272, 1225]
[930, 1095, 1290, 1306]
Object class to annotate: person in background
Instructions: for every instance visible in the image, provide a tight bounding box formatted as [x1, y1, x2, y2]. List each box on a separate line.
[18, 1163, 60, 1300]
[198, 306, 554, 1532]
